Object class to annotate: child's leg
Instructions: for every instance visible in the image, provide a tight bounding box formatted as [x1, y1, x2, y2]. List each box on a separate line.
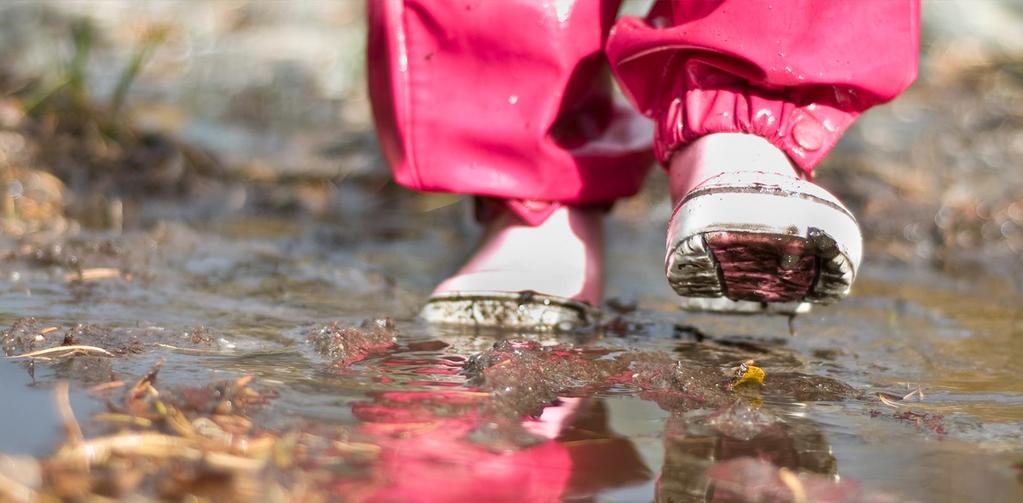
[367, 0, 652, 327]
[607, 0, 920, 309]
[430, 205, 605, 305]
[608, 0, 920, 178]
[367, 0, 651, 212]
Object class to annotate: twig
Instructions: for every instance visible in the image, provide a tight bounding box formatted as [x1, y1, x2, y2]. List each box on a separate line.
[65, 267, 122, 282]
[54, 433, 195, 465]
[902, 384, 925, 401]
[9, 345, 114, 360]
[234, 375, 255, 389]
[52, 432, 268, 472]
[155, 343, 218, 355]
[129, 360, 163, 401]
[878, 393, 904, 408]
[87, 380, 126, 395]
[94, 413, 153, 428]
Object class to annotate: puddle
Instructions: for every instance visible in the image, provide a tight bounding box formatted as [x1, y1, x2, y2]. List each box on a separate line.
[0, 1, 1021, 498]
[0, 358, 99, 456]
[0, 208, 1021, 501]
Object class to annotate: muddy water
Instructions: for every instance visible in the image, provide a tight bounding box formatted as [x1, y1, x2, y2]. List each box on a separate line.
[1, 202, 1022, 502]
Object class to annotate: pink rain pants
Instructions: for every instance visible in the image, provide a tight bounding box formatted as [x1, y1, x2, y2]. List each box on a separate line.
[368, 0, 920, 224]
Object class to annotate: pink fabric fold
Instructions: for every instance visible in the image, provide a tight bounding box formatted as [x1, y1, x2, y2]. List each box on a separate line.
[368, 0, 920, 224]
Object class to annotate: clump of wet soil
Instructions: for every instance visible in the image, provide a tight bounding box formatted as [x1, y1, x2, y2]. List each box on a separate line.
[1, 318, 142, 357]
[2, 319, 129, 383]
[307, 318, 398, 367]
[466, 339, 857, 419]
[465, 340, 628, 416]
[0, 318, 223, 384]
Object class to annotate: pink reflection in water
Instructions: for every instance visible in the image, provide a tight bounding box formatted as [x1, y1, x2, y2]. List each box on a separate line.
[336, 392, 650, 502]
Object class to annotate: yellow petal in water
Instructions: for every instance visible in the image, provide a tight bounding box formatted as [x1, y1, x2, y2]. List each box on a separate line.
[734, 360, 766, 388]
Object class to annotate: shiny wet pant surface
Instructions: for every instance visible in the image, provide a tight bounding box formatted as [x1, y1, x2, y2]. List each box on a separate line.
[368, 0, 920, 223]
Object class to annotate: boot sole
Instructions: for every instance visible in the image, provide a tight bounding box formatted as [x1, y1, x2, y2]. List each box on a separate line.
[666, 175, 861, 306]
[420, 291, 596, 331]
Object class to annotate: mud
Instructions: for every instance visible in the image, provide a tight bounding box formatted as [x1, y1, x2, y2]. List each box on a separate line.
[2, 215, 1021, 502]
[308, 318, 398, 367]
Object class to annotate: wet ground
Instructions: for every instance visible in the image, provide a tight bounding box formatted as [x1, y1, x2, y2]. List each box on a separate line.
[1, 1, 1023, 501]
[1, 197, 1022, 501]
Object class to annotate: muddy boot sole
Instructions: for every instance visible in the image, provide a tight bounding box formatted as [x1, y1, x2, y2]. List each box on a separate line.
[420, 291, 597, 331]
[666, 172, 861, 309]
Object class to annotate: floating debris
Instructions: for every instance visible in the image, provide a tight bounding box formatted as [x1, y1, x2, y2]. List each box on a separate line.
[8, 361, 381, 501]
[8, 345, 114, 360]
[730, 359, 766, 389]
[878, 392, 905, 408]
[893, 410, 947, 436]
[64, 267, 125, 283]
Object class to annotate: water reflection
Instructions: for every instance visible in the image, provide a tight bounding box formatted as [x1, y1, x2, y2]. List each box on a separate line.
[332, 389, 843, 502]
[318, 327, 845, 502]
[0, 358, 98, 456]
[337, 395, 649, 501]
[2, 212, 1023, 501]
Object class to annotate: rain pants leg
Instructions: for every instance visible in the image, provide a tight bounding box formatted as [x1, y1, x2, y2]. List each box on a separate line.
[367, 0, 919, 224]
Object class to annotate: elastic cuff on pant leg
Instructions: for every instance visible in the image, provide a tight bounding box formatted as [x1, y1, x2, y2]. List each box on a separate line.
[653, 61, 864, 177]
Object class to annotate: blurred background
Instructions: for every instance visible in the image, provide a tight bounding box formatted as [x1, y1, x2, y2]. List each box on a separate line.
[1, 0, 1022, 285]
[1, 2, 1022, 501]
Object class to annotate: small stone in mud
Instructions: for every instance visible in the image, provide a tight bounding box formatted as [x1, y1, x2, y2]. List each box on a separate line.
[606, 297, 638, 313]
[182, 327, 215, 346]
[308, 318, 398, 366]
[811, 348, 844, 360]
[672, 323, 708, 342]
